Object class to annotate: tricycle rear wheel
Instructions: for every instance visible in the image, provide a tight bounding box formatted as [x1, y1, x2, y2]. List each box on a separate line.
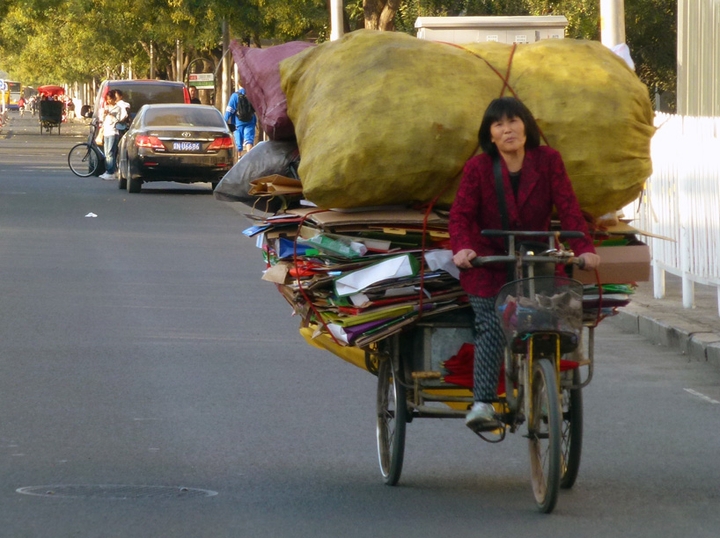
[560, 368, 583, 489]
[376, 353, 407, 486]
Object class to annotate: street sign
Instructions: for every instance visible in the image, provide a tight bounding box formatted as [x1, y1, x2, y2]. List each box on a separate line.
[188, 73, 214, 89]
[0, 80, 7, 92]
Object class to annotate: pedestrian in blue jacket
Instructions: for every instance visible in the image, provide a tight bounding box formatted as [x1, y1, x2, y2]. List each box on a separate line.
[224, 87, 257, 154]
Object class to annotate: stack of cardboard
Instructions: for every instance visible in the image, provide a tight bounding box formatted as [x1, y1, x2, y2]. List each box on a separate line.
[241, 197, 654, 352]
[574, 221, 655, 325]
[243, 206, 470, 348]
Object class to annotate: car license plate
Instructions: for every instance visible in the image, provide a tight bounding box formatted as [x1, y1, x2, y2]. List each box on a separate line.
[172, 141, 201, 152]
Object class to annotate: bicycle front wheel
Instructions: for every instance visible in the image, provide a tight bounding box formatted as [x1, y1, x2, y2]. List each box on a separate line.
[528, 358, 562, 514]
[68, 143, 102, 177]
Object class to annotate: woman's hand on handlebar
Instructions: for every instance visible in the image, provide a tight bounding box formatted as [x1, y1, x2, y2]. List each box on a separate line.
[453, 249, 477, 269]
[578, 252, 601, 271]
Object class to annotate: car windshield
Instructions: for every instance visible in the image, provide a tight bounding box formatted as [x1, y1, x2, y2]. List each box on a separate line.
[122, 85, 185, 112]
[144, 108, 226, 128]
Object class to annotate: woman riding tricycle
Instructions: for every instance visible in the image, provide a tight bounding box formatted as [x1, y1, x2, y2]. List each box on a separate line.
[374, 97, 601, 514]
[449, 97, 599, 433]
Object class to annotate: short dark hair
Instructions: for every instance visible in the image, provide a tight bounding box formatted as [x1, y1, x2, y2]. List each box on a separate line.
[478, 97, 541, 156]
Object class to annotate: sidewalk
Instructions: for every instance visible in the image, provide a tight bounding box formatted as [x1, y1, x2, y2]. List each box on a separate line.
[607, 271, 720, 366]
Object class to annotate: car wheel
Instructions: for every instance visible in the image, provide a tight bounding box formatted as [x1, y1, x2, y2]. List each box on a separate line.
[127, 176, 142, 193]
[118, 161, 127, 190]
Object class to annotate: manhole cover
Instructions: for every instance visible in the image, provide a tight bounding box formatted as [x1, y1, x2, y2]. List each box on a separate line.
[16, 485, 218, 499]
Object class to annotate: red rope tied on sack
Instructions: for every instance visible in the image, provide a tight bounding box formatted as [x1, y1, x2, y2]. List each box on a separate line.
[414, 177, 459, 319]
[445, 41, 551, 147]
[499, 43, 518, 99]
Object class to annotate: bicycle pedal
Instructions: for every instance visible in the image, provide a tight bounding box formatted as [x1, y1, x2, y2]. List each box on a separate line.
[466, 418, 503, 434]
[470, 421, 506, 442]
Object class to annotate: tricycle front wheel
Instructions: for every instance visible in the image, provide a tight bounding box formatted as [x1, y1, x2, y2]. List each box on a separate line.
[528, 358, 562, 513]
[376, 355, 407, 486]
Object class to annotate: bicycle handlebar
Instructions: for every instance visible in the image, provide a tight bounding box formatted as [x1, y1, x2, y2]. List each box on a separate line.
[470, 254, 585, 269]
[480, 229, 586, 240]
[468, 229, 587, 270]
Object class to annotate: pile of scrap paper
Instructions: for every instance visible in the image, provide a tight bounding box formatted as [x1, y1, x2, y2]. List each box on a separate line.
[243, 206, 470, 348]
[241, 204, 644, 357]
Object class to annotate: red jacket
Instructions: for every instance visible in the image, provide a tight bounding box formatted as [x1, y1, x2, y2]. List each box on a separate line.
[449, 146, 595, 298]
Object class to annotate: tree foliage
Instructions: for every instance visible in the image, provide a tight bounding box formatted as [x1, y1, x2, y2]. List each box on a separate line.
[0, 0, 328, 86]
[0, 0, 676, 108]
[626, 0, 676, 101]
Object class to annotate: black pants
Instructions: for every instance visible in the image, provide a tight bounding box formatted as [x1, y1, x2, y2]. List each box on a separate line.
[469, 295, 506, 402]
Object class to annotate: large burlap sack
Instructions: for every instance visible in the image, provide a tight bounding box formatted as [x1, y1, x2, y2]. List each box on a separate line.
[280, 30, 505, 209]
[231, 40, 315, 140]
[280, 30, 654, 217]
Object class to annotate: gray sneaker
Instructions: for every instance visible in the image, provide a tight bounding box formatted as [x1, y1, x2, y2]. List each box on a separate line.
[465, 402, 499, 432]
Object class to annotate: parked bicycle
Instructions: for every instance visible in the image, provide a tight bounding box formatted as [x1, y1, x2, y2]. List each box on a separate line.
[67, 118, 105, 177]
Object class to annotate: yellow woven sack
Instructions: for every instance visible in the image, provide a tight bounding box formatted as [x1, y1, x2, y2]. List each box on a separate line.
[280, 30, 504, 209]
[281, 30, 654, 217]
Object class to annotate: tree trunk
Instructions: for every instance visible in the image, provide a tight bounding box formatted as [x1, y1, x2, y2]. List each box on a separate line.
[364, 0, 400, 31]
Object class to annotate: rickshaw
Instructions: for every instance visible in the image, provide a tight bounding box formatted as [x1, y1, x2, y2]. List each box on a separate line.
[37, 85, 65, 135]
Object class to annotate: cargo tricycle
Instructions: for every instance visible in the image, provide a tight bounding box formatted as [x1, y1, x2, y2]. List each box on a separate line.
[305, 229, 609, 514]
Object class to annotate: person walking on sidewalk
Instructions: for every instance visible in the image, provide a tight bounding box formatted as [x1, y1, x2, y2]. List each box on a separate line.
[224, 87, 256, 155]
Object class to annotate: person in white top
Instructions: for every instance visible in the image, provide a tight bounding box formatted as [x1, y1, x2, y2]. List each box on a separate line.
[98, 92, 124, 180]
[112, 89, 131, 137]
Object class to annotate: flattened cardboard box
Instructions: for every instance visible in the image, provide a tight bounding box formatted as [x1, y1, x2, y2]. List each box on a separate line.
[573, 244, 651, 284]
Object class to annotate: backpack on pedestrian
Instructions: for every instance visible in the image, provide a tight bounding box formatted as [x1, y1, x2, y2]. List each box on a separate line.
[235, 93, 255, 123]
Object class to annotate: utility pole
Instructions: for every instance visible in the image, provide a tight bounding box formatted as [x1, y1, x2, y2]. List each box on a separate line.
[176, 40, 183, 82]
[221, 20, 231, 112]
[600, 0, 626, 48]
[329, 0, 344, 41]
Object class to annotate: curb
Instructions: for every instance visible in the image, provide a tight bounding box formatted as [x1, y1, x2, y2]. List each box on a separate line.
[607, 309, 720, 368]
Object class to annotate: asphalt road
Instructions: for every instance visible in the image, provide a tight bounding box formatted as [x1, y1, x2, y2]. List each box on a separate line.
[1, 111, 720, 537]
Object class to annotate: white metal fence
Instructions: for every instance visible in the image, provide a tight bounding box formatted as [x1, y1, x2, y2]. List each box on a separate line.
[623, 113, 720, 314]
[677, 0, 720, 116]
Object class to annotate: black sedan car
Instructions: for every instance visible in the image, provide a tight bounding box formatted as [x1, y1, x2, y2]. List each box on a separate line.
[117, 104, 237, 193]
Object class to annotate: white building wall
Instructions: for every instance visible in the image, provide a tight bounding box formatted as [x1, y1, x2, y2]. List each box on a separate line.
[415, 16, 567, 45]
